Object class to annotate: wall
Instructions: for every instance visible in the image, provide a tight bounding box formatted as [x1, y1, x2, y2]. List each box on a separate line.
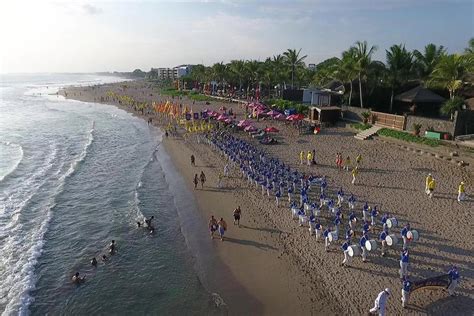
[405, 115, 454, 135]
[454, 110, 474, 136]
[341, 105, 371, 122]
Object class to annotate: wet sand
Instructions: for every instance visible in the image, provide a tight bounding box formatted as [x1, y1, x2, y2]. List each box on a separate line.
[61, 80, 474, 315]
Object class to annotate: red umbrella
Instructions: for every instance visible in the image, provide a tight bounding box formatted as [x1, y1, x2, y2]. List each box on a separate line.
[217, 114, 227, 121]
[237, 119, 251, 127]
[244, 125, 257, 132]
[274, 113, 286, 120]
[265, 127, 279, 133]
[224, 118, 233, 124]
[267, 110, 280, 116]
[287, 114, 304, 121]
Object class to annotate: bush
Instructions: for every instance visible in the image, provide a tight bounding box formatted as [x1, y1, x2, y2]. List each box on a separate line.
[377, 128, 440, 147]
[440, 97, 465, 117]
[351, 123, 372, 131]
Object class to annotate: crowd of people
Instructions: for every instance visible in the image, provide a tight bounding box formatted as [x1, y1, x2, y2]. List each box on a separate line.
[202, 128, 462, 314]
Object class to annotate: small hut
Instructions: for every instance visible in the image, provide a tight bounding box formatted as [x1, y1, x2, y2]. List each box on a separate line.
[395, 86, 445, 116]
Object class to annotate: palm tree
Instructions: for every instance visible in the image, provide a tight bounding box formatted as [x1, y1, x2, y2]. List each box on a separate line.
[465, 38, 474, 55]
[353, 41, 377, 108]
[283, 48, 307, 88]
[228, 60, 246, 92]
[430, 54, 474, 99]
[386, 44, 414, 112]
[413, 44, 446, 84]
[332, 48, 358, 106]
[272, 54, 286, 95]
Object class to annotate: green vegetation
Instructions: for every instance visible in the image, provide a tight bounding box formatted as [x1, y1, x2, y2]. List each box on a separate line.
[351, 123, 372, 130]
[266, 98, 308, 114]
[160, 88, 215, 102]
[377, 128, 441, 147]
[146, 38, 473, 113]
[440, 96, 465, 117]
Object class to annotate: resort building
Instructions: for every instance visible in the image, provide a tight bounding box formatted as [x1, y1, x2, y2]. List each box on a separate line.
[150, 65, 193, 80]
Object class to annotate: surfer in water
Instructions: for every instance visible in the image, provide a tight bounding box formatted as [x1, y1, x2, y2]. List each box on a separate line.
[72, 272, 86, 284]
[101, 255, 108, 262]
[91, 257, 97, 267]
[145, 216, 155, 233]
[109, 240, 116, 254]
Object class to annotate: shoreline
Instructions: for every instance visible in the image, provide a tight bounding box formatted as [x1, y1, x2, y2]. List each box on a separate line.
[60, 80, 473, 315]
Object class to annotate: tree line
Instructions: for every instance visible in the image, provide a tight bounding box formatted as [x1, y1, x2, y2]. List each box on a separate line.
[148, 39, 474, 113]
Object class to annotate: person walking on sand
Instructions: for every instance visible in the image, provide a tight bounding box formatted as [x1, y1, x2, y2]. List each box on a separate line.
[299, 150, 304, 165]
[457, 181, 466, 202]
[217, 172, 223, 188]
[351, 166, 359, 185]
[341, 239, 351, 267]
[427, 177, 436, 198]
[379, 228, 388, 257]
[190, 154, 195, 167]
[307, 150, 312, 166]
[223, 163, 229, 177]
[287, 185, 293, 203]
[362, 203, 369, 222]
[193, 174, 199, 190]
[370, 206, 378, 226]
[447, 266, 460, 296]
[323, 226, 332, 251]
[369, 288, 390, 316]
[401, 276, 412, 308]
[233, 206, 241, 226]
[315, 220, 322, 241]
[217, 218, 227, 241]
[209, 216, 218, 239]
[360, 232, 369, 262]
[399, 249, 409, 279]
[344, 156, 351, 171]
[200, 171, 206, 188]
[401, 223, 410, 249]
[275, 189, 281, 207]
[356, 154, 362, 167]
[312, 149, 316, 165]
[425, 173, 433, 194]
[348, 211, 357, 231]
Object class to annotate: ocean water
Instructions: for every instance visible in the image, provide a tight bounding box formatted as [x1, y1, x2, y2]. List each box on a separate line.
[0, 74, 223, 315]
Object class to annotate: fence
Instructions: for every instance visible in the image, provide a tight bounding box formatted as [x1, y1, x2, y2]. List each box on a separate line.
[371, 111, 406, 130]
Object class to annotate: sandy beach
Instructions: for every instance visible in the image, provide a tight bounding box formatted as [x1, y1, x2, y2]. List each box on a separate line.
[61, 80, 474, 315]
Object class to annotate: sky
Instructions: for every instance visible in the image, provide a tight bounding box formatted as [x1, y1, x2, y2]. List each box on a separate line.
[0, 0, 473, 73]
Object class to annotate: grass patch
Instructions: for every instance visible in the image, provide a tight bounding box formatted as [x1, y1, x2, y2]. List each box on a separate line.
[350, 123, 372, 131]
[160, 88, 214, 101]
[377, 128, 441, 147]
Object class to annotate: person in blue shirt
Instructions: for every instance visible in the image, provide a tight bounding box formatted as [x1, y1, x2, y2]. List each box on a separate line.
[323, 226, 332, 251]
[399, 249, 409, 279]
[337, 187, 344, 206]
[341, 239, 351, 267]
[400, 223, 411, 250]
[308, 214, 316, 236]
[363, 204, 370, 222]
[320, 179, 327, 194]
[275, 190, 281, 207]
[370, 206, 378, 226]
[287, 186, 293, 203]
[401, 276, 412, 308]
[381, 213, 389, 231]
[348, 194, 356, 210]
[447, 266, 460, 296]
[360, 233, 369, 262]
[363, 221, 370, 234]
[348, 211, 357, 231]
[345, 227, 354, 242]
[379, 229, 388, 256]
[314, 220, 322, 241]
[319, 193, 326, 208]
[333, 216, 341, 237]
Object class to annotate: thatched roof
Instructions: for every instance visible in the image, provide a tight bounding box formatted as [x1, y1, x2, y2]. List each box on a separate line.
[395, 86, 445, 103]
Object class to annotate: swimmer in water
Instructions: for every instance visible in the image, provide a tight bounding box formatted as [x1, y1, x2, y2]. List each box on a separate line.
[101, 255, 108, 262]
[109, 240, 116, 254]
[72, 272, 85, 284]
[91, 257, 97, 266]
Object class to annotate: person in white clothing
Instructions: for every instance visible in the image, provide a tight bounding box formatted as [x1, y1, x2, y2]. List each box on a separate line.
[369, 288, 390, 315]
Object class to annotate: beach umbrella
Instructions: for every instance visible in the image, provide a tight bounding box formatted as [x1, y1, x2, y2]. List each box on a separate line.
[265, 127, 279, 133]
[244, 125, 257, 132]
[255, 109, 268, 116]
[287, 114, 304, 121]
[224, 118, 233, 124]
[217, 114, 227, 121]
[274, 113, 286, 120]
[267, 110, 280, 116]
[237, 119, 251, 127]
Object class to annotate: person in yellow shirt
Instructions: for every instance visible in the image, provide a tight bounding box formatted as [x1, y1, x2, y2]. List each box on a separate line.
[457, 181, 465, 202]
[356, 154, 362, 166]
[425, 173, 433, 195]
[344, 156, 351, 171]
[299, 151, 304, 165]
[351, 166, 359, 185]
[307, 151, 313, 166]
[428, 178, 436, 198]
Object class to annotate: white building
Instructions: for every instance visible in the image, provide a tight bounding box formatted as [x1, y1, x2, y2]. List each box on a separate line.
[150, 64, 193, 80]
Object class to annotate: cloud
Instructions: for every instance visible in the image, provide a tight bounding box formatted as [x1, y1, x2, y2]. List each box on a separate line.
[82, 3, 102, 15]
